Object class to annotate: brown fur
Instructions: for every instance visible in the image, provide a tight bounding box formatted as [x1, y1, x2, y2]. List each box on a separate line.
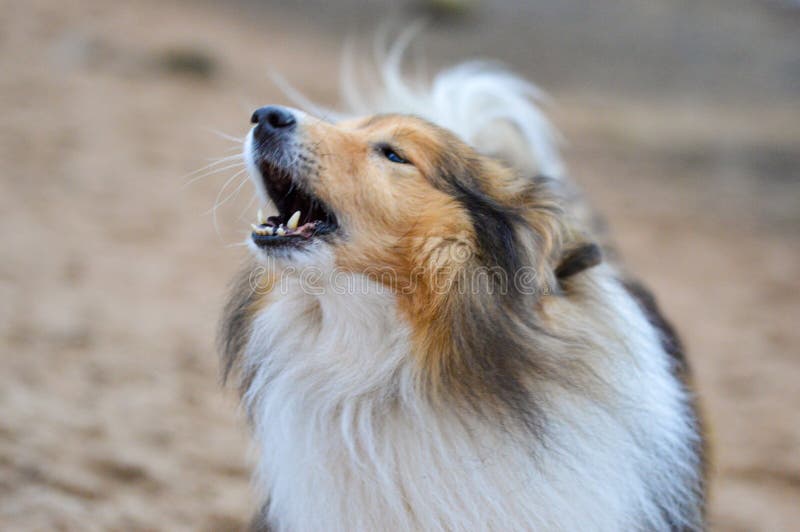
[222, 109, 707, 529]
[235, 113, 615, 432]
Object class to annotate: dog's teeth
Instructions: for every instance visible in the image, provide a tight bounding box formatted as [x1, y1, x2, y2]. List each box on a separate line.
[276, 226, 286, 236]
[257, 209, 266, 225]
[287, 210, 301, 230]
[251, 224, 269, 236]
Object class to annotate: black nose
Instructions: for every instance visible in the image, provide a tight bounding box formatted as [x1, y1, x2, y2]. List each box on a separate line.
[251, 106, 296, 130]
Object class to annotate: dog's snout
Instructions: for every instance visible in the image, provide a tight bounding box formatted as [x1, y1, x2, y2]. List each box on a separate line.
[251, 106, 296, 130]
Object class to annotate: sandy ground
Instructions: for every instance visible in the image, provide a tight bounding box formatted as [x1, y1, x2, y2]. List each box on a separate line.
[1, 0, 798, 530]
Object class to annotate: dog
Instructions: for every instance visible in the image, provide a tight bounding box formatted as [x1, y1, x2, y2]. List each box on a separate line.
[219, 60, 706, 531]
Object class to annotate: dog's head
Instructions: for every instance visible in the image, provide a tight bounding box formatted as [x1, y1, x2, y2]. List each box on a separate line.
[245, 106, 568, 287]
[239, 104, 602, 415]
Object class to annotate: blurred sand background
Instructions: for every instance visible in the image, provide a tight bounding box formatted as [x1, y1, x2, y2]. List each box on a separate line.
[1, 0, 798, 530]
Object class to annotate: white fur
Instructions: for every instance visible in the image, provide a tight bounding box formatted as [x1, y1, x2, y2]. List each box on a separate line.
[241, 266, 700, 531]
[240, 60, 701, 530]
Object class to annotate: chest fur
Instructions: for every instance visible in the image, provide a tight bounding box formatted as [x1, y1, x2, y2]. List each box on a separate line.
[239, 274, 700, 531]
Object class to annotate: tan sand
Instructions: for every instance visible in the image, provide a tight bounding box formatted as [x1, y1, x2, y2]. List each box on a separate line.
[1, 0, 798, 529]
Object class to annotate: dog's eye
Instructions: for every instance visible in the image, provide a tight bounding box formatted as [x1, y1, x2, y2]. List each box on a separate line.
[379, 144, 410, 165]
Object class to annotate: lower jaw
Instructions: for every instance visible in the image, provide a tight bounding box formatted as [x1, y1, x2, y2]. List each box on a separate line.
[247, 237, 333, 270]
[251, 234, 314, 250]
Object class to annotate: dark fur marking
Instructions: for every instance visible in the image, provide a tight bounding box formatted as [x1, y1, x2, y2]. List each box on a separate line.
[449, 178, 525, 277]
[622, 279, 707, 528]
[555, 243, 602, 283]
[247, 501, 272, 532]
[428, 153, 567, 436]
[622, 279, 687, 377]
[219, 265, 261, 387]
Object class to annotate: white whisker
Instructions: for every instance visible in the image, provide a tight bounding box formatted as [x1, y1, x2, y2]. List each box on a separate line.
[182, 160, 245, 187]
[269, 72, 343, 123]
[237, 193, 259, 223]
[208, 170, 249, 236]
[181, 153, 242, 177]
[204, 127, 246, 143]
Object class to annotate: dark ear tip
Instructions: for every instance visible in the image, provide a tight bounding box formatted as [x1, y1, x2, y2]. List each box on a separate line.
[555, 243, 602, 281]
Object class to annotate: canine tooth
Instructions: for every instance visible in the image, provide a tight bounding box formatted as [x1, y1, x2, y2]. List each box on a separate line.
[257, 209, 266, 225]
[264, 226, 274, 235]
[276, 226, 286, 236]
[287, 210, 301, 230]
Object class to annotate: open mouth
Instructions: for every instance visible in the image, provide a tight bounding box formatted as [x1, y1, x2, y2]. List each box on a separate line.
[250, 185, 338, 249]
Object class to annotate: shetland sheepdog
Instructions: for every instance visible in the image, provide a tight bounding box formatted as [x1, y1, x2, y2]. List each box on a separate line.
[219, 59, 706, 531]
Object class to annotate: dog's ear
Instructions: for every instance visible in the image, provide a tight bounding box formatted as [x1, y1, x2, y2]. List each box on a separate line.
[555, 242, 602, 285]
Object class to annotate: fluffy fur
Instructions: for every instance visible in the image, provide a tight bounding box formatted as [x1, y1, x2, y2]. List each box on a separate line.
[220, 52, 706, 531]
